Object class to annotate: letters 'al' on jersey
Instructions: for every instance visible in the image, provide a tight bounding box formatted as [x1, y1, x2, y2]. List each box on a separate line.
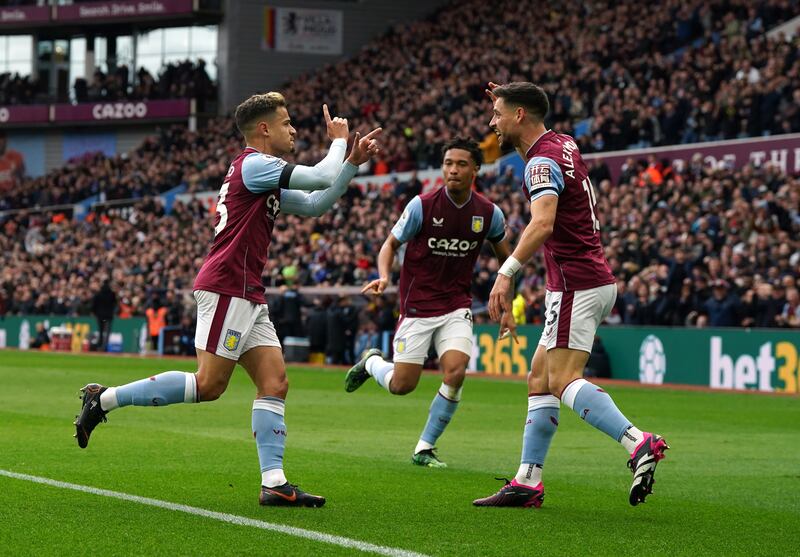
[194, 147, 283, 304]
[524, 131, 615, 292]
[399, 187, 497, 318]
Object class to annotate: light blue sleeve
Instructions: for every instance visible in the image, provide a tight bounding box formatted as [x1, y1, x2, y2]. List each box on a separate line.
[390, 196, 423, 243]
[524, 156, 565, 202]
[241, 152, 293, 193]
[279, 162, 358, 217]
[487, 204, 506, 242]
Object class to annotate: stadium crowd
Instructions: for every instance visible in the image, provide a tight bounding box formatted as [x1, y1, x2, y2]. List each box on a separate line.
[0, 117, 234, 209]
[282, 0, 800, 170]
[1, 156, 798, 332]
[0, 59, 214, 106]
[2, 0, 799, 208]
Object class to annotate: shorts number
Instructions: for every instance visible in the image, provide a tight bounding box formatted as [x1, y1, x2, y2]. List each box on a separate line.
[581, 178, 600, 234]
[214, 182, 230, 237]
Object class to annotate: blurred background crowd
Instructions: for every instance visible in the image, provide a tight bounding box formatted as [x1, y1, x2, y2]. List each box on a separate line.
[1, 0, 799, 362]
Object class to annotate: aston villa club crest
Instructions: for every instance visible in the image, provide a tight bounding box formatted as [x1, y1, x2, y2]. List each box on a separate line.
[471, 216, 484, 233]
[223, 329, 242, 351]
[395, 337, 406, 354]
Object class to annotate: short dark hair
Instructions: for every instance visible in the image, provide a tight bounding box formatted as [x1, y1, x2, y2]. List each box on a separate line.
[234, 92, 287, 135]
[493, 82, 549, 122]
[442, 136, 483, 167]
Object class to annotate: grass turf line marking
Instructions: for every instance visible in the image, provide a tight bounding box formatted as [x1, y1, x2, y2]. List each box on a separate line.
[0, 469, 430, 557]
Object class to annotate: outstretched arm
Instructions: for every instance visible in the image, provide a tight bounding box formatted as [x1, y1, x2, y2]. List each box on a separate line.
[362, 235, 401, 296]
[487, 156, 563, 322]
[280, 128, 382, 216]
[280, 162, 358, 216]
[489, 194, 557, 321]
[284, 104, 350, 191]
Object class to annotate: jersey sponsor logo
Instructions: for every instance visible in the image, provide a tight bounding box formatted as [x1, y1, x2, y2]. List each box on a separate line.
[528, 163, 553, 191]
[471, 216, 484, 233]
[427, 237, 479, 254]
[265, 192, 280, 219]
[432, 217, 444, 227]
[223, 329, 242, 352]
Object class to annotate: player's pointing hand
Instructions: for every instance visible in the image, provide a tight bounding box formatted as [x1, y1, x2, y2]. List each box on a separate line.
[347, 127, 382, 166]
[488, 273, 512, 322]
[361, 277, 388, 296]
[323, 104, 349, 141]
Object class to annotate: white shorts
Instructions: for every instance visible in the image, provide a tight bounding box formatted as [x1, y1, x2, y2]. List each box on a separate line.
[538, 283, 617, 353]
[393, 307, 474, 365]
[194, 290, 280, 361]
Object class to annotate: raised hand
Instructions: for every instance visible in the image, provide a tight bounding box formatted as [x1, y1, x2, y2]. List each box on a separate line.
[485, 81, 501, 102]
[347, 127, 382, 166]
[323, 104, 349, 140]
[361, 277, 388, 296]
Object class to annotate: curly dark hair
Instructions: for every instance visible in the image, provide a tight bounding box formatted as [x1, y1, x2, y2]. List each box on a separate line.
[441, 136, 483, 167]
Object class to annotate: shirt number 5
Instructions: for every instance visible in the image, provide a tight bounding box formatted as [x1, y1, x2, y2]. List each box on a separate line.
[214, 182, 230, 237]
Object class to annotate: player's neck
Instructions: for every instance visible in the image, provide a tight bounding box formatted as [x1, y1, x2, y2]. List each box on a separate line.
[515, 124, 549, 159]
[245, 137, 279, 157]
[445, 186, 471, 207]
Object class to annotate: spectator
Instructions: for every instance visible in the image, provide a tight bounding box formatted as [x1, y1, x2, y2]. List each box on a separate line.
[177, 315, 197, 356]
[776, 287, 800, 328]
[307, 297, 329, 359]
[354, 321, 379, 359]
[92, 279, 116, 351]
[704, 280, 742, 327]
[271, 283, 306, 346]
[145, 299, 168, 351]
[30, 322, 51, 350]
[325, 296, 358, 364]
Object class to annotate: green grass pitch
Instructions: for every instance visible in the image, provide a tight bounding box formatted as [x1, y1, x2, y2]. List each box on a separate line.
[1, 351, 798, 556]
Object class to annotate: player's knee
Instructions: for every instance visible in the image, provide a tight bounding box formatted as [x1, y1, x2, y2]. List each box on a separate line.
[259, 372, 288, 399]
[389, 377, 416, 395]
[548, 373, 571, 398]
[197, 375, 229, 401]
[443, 366, 466, 388]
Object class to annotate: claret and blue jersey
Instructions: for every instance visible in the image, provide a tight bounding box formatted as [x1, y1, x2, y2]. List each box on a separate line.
[522, 130, 616, 292]
[392, 187, 506, 318]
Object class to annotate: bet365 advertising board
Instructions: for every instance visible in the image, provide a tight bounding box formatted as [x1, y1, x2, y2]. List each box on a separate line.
[468, 325, 800, 394]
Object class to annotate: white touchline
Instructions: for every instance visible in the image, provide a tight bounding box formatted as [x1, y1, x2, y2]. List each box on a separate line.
[0, 470, 431, 557]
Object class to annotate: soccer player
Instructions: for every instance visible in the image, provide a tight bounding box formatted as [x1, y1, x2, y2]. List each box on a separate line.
[345, 137, 511, 468]
[472, 82, 668, 508]
[74, 92, 381, 507]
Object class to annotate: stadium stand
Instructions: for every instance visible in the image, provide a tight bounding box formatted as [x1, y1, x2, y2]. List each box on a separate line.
[0, 116, 234, 209]
[1, 0, 798, 337]
[0, 59, 215, 106]
[2, 159, 798, 329]
[2, 0, 799, 207]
